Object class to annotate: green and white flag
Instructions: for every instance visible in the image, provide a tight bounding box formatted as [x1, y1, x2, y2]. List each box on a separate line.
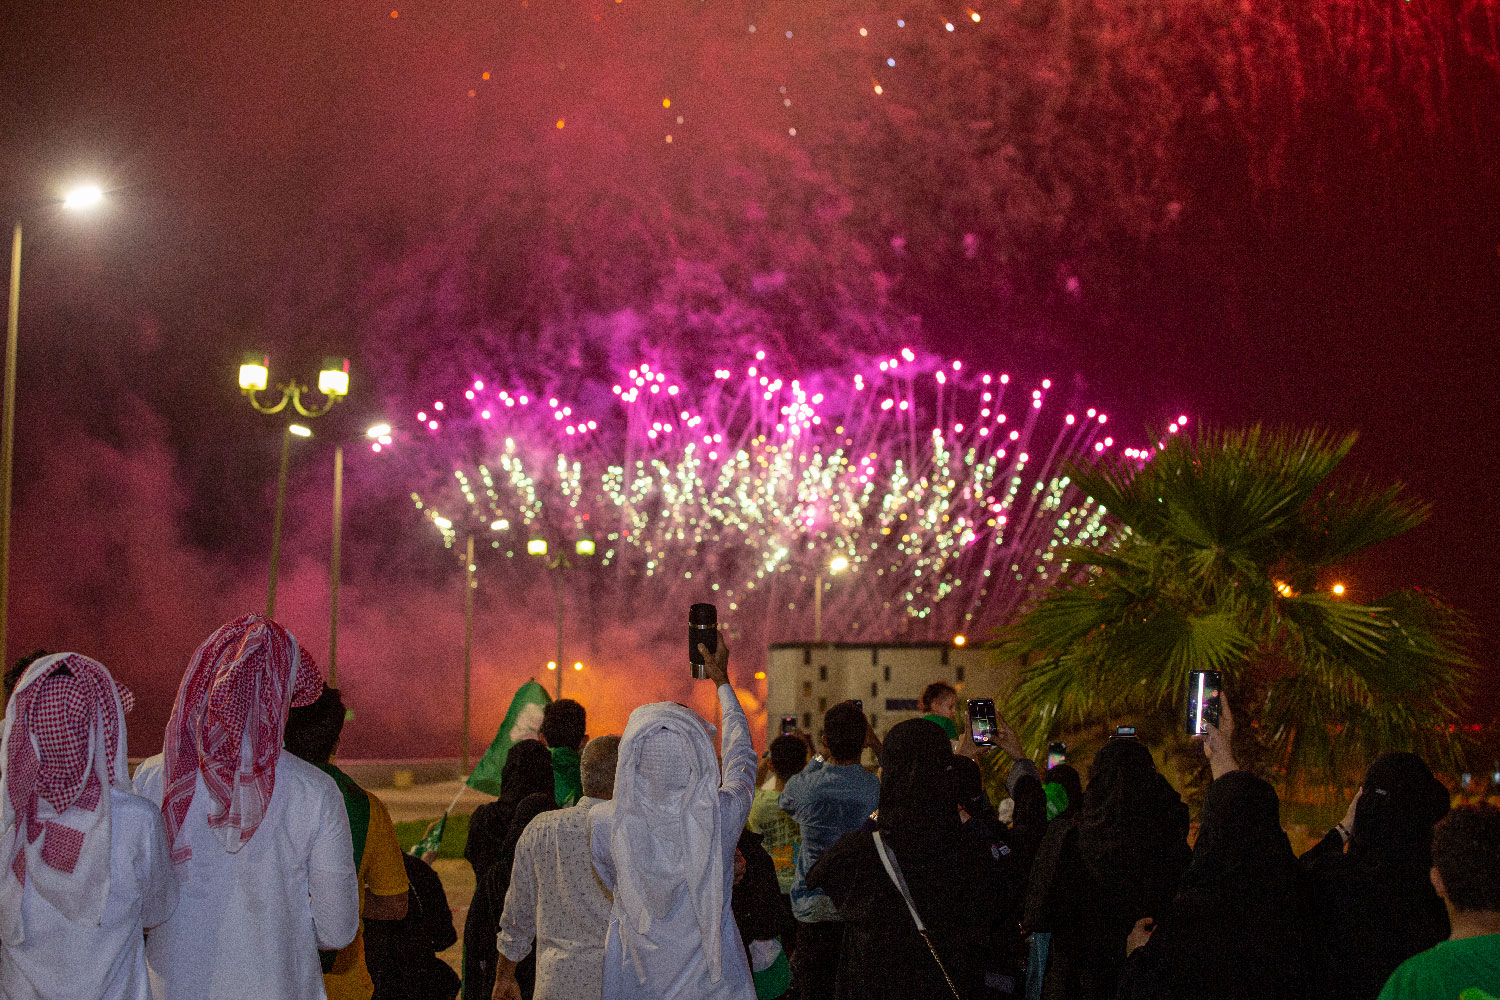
[407, 814, 447, 858]
[466, 680, 552, 797]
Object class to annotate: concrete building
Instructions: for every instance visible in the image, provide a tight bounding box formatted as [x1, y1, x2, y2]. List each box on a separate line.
[764, 640, 1018, 746]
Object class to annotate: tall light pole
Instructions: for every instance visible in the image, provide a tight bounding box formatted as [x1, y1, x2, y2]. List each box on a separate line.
[461, 535, 476, 771]
[530, 537, 595, 699]
[1, 185, 107, 674]
[238, 354, 349, 616]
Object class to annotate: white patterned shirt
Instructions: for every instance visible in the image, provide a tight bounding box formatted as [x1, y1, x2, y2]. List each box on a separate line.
[498, 795, 613, 1000]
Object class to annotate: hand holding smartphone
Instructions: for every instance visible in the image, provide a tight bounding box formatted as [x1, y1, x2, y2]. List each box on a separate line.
[1186, 670, 1224, 736]
[780, 716, 798, 736]
[1047, 742, 1067, 769]
[689, 603, 718, 679]
[966, 698, 999, 748]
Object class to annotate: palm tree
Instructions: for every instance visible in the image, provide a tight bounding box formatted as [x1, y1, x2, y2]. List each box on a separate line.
[999, 425, 1473, 790]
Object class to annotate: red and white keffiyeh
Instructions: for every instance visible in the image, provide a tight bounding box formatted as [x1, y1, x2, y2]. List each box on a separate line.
[0, 653, 134, 944]
[160, 614, 322, 864]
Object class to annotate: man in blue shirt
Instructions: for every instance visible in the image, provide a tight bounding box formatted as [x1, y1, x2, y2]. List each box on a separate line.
[779, 701, 881, 1000]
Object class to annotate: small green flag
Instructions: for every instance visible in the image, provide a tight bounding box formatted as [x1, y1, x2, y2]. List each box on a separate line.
[466, 680, 552, 797]
[408, 814, 447, 858]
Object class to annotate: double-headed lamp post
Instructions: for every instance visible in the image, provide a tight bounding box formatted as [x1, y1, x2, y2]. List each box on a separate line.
[1, 184, 108, 675]
[530, 537, 595, 699]
[237, 354, 349, 618]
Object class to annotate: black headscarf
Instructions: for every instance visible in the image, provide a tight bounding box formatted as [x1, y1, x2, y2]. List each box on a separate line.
[499, 739, 556, 804]
[877, 718, 962, 858]
[1077, 738, 1190, 917]
[1119, 771, 1302, 1000]
[951, 753, 997, 822]
[1045, 763, 1084, 821]
[1351, 752, 1451, 869]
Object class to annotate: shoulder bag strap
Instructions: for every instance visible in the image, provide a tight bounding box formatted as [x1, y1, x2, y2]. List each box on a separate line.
[872, 831, 964, 1000]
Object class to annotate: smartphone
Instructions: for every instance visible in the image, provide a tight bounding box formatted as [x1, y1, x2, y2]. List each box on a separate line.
[1114, 725, 1137, 738]
[1185, 670, 1223, 736]
[1047, 742, 1067, 769]
[689, 603, 717, 678]
[780, 716, 797, 736]
[967, 698, 999, 748]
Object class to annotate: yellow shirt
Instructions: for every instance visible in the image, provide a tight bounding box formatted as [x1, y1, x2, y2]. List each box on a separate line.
[323, 791, 410, 1000]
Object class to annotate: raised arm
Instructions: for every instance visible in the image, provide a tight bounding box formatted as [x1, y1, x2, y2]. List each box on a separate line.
[700, 631, 756, 833]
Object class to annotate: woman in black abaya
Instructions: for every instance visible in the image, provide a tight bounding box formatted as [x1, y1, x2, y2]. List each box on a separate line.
[462, 740, 557, 1000]
[1299, 751, 1452, 998]
[1116, 702, 1303, 1000]
[1024, 735, 1190, 1000]
[807, 718, 1025, 999]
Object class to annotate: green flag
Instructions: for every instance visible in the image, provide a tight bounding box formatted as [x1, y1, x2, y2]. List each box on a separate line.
[466, 680, 552, 796]
[408, 814, 447, 858]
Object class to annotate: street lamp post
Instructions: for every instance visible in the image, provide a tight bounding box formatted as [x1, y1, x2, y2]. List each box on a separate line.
[462, 535, 475, 772]
[529, 537, 594, 699]
[238, 355, 349, 616]
[1, 186, 107, 675]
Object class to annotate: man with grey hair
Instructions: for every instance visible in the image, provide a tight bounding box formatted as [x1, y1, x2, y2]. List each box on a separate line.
[492, 734, 622, 1000]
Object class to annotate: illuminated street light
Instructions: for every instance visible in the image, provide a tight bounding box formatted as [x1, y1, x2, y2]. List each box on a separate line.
[573, 661, 583, 671]
[528, 538, 549, 556]
[61, 184, 105, 212]
[490, 519, 509, 531]
[3, 181, 108, 672]
[954, 634, 967, 646]
[1332, 583, 1347, 596]
[239, 354, 269, 392]
[288, 424, 312, 438]
[318, 357, 350, 398]
[829, 555, 850, 573]
[366, 423, 392, 439]
[546, 660, 558, 671]
[575, 538, 596, 557]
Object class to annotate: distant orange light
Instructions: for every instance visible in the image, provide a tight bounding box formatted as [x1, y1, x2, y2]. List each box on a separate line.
[468, 89, 476, 97]
[954, 634, 966, 646]
[482, 71, 491, 80]
[970, 10, 981, 21]
[754, 671, 766, 680]
[1332, 583, 1346, 596]
[663, 97, 671, 108]
[665, 134, 673, 143]
[556, 119, 565, 128]
[389, 9, 398, 16]
[873, 83, 883, 95]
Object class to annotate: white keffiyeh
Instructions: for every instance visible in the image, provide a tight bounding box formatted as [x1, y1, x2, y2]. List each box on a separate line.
[610, 701, 727, 984]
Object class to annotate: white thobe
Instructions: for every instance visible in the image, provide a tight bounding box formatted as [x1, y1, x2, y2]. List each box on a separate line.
[133, 750, 360, 1000]
[498, 795, 613, 1000]
[590, 684, 758, 1000]
[0, 788, 178, 1000]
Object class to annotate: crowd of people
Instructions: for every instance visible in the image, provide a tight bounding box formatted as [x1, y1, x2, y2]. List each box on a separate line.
[0, 613, 1496, 1000]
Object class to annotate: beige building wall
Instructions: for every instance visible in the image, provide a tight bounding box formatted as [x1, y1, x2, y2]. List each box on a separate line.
[764, 641, 1017, 746]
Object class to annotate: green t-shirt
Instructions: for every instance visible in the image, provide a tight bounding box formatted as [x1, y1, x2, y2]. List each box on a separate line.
[1378, 934, 1500, 1000]
[921, 713, 959, 741]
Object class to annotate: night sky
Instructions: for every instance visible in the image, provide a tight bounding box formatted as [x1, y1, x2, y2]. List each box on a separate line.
[2, 0, 1496, 755]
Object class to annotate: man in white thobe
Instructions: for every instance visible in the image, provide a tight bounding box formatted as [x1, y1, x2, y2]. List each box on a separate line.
[589, 632, 758, 1000]
[492, 734, 621, 1000]
[133, 614, 360, 1000]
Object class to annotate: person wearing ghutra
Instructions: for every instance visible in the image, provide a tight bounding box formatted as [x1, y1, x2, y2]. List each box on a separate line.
[0, 652, 178, 1000]
[133, 613, 360, 1000]
[588, 630, 759, 1000]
